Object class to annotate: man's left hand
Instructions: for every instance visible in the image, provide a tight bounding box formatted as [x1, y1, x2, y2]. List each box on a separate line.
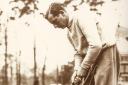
[72, 67, 88, 85]
[72, 76, 82, 85]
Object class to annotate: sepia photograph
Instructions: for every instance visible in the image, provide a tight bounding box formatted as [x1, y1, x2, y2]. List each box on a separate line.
[0, 0, 128, 85]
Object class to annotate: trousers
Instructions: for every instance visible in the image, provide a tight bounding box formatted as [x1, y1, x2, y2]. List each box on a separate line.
[81, 45, 120, 85]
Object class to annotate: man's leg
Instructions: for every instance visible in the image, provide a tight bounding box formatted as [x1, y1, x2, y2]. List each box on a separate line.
[94, 46, 119, 85]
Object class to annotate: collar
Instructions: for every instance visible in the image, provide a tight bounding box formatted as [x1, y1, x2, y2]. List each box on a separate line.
[67, 10, 75, 31]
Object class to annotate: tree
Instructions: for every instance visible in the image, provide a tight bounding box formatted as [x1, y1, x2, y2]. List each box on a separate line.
[3, 24, 8, 85]
[60, 64, 73, 85]
[33, 39, 39, 85]
[10, 0, 39, 18]
[16, 57, 21, 85]
[42, 56, 46, 85]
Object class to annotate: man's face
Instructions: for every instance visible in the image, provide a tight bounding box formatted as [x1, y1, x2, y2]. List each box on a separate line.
[47, 11, 68, 29]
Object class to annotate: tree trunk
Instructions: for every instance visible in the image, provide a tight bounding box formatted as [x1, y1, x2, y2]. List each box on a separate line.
[4, 27, 8, 85]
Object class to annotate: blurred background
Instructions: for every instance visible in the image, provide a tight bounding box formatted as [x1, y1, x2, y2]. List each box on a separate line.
[0, 0, 128, 85]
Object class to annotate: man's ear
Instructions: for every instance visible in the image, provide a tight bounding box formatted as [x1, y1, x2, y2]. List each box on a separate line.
[59, 10, 65, 14]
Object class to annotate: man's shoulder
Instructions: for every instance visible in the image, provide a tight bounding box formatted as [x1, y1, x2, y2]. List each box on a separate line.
[75, 8, 95, 22]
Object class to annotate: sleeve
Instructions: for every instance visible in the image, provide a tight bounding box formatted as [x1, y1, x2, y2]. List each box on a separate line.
[77, 14, 102, 69]
[74, 53, 83, 71]
[67, 33, 83, 71]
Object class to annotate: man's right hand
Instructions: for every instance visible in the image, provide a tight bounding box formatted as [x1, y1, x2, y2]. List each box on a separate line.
[71, 66, 89, 85]
[72, 76, 82, 85]
[71, 70, 83, 85]
[71, 70, 77, 84]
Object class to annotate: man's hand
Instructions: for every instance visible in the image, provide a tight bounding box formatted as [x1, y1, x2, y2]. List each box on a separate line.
[71, 70, 77, 83]
[72, 76, 82, 85]
[72, 67, 88, 85]
[71, 70, 82, 85]
[77, 67, 88, 78]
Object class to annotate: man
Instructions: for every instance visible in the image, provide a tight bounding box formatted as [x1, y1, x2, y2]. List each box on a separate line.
[44, 2, 119, 85]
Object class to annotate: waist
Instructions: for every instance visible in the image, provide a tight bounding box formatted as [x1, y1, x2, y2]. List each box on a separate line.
[102, 42, 116, 48]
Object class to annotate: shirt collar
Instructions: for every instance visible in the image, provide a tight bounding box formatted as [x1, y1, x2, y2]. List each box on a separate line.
[67, 11, 75, 30]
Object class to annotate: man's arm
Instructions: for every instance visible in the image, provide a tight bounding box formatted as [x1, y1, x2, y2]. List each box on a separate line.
[72, 12, 102, 80]
[78, 13, 102, 70]
[67, 33, 83, 70]
[72, 11, 102, 85]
